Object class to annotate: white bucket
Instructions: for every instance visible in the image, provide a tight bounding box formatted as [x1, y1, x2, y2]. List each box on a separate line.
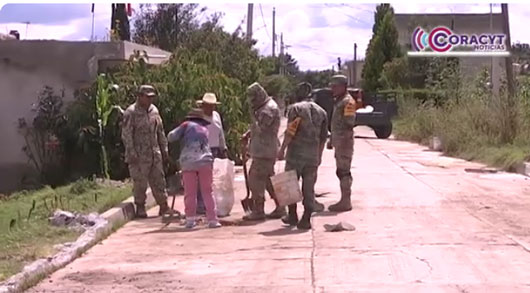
[270, 170, 303, 207]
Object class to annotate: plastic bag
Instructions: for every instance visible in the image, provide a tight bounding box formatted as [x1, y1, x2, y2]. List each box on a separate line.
[212, 159, 235, 217]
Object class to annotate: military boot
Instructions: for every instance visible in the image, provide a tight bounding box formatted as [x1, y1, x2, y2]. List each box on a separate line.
[281, 204, 298, 226]
[329, 176, 353, 212]
[243, 199, 266, 221]
[135, 204, 147, 218]
[314, 200, 325, 213]
[296, 210, 312, 230]
[159, 202, 179, 217]
[267, 206, 287, 219]
[328, 197, 352, 212]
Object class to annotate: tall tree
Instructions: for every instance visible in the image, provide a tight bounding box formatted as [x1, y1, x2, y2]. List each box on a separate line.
[111, 4, 130, 41]
[362, 4, 401, 92]
[373, 4, 393, 34]
[132, 4, 202, 51]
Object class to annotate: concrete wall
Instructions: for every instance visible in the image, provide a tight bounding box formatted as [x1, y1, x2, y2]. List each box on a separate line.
[394, 13, 507, 87]
[343, 60, 365, 87]
[0, 40, 170, 193]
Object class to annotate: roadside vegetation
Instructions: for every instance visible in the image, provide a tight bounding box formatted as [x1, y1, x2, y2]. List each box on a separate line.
[363, 4, 530, 171]
[0, 179, 131, 281]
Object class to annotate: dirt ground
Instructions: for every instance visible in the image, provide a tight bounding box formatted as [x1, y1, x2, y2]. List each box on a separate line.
[29, 127, 530, 292]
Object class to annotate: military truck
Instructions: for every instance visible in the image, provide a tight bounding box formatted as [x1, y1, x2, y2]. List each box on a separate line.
[311, 88, 398, 139]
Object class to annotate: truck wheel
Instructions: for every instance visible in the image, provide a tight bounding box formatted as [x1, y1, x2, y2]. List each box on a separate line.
[374, 124, 392, 139]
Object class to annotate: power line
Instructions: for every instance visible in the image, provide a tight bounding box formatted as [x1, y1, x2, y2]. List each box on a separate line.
[291, 44, 348, 57]
[258, 4, 272, 41]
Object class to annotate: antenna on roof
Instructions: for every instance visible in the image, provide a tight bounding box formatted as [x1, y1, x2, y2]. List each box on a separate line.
[21, 21, 30, 39]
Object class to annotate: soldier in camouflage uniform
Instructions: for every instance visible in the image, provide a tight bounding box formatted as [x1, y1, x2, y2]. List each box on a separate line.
[240, 82, 281, 221]
[277, 82, 328, 230]
[121, 85, 175, 218]
[327, 75, 356, 212]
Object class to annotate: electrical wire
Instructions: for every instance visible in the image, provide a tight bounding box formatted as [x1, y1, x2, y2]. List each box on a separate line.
[258, 4, 272, 41]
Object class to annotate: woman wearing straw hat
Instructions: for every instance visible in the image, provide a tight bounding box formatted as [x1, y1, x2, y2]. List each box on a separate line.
[167, 108, 221, 229]
[195, 93, 228, 215]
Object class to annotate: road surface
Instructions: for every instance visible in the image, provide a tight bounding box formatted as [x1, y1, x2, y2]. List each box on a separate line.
[30, 127, 530, 292]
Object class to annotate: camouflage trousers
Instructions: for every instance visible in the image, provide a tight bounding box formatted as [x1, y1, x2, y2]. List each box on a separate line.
[285, 160, 318, 212]
[333, 136, 354, 198]
[248, 158, 276, 203]
[128, 160, 168, 206]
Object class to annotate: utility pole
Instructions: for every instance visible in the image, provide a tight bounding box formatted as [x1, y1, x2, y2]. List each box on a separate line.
[353, 43, 358, 87]
[22, 21, 30, 39]
[280, 33, 284, 75]
[337, 57, 342, 71]
[246, 4, 253, 41]
[175, 4, 180, 47]
[490, 3, 494, 87]
[272, 7, 276, 57]
[501, 3, 516, 142]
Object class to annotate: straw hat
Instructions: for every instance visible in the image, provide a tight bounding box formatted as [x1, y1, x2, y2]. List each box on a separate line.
[197, 93, 221, 105]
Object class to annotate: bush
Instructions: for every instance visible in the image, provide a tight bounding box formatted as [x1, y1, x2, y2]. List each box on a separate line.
[394, 78, 530, 170]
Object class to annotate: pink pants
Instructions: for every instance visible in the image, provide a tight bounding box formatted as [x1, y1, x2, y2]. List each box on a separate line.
[182, 165, 218, 222]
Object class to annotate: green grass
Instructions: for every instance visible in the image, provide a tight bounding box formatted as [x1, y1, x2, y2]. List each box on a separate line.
[0, 179, 131, 282]
[393, 87, 530, 171]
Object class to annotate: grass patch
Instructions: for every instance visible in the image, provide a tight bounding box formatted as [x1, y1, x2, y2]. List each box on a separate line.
[0, 179, 131, 282]
[393, 79, 530, 171]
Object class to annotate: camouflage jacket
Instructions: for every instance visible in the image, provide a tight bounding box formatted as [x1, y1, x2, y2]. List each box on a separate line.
[331, 93, 356, 145]
[248, 84, 281, 159]
[121, 102, 168, 164]
[285, 100, 328, 166]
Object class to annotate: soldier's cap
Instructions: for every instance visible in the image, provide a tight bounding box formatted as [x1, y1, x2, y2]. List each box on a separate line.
[296, 82, 312, 93]
[329, 75, 348, 86]
[138, 85, 157, 97]
[296, 82, 313, 99]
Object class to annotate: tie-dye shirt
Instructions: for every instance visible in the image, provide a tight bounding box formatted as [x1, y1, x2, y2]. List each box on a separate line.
[167, 119, 214, 171]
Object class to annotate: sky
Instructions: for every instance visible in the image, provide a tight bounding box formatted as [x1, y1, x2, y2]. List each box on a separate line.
[1, 3, 530, 71]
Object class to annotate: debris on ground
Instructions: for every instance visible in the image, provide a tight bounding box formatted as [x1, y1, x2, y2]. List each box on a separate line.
[49, 210, 104, 232]
[464, 168, 498, 174]
[94, 178, 128, 188]
[324, 222, 356, 232]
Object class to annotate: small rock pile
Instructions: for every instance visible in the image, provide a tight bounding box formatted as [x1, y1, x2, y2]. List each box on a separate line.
[49, 210, 105, 232]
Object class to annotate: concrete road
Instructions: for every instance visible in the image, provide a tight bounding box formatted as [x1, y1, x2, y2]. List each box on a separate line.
[30, 127, 530, 292]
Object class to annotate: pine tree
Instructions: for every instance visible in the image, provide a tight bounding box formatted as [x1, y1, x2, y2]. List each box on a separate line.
[362, 4, 401, 92]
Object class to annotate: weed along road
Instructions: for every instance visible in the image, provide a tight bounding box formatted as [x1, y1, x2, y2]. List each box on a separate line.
[29, 126, 530, 292]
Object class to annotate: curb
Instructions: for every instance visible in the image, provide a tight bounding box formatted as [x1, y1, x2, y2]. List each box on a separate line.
[0, 189, 156, 293]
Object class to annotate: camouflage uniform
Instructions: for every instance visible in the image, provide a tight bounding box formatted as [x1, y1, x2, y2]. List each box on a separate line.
[245, 82, 281, 219]
[284, 99, 328, 213]
[278, 82, 328, 229]
[329, 75, 356, 212]
[121, 91, 169, 211]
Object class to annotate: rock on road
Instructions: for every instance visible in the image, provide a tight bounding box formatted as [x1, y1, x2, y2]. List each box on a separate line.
[29, 127, 530, 292]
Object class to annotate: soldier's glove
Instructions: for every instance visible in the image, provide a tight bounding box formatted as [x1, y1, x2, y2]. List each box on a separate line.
[326, 140, 333, 150]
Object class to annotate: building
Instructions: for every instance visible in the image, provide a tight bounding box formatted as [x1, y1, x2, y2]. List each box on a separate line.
[342, 60, 365, 88]
[394, 13, 507, 91]
[0, 40, 171, 193]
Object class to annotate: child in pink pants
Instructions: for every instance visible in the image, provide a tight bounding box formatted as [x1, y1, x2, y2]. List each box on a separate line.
[167, 108, 221, 229]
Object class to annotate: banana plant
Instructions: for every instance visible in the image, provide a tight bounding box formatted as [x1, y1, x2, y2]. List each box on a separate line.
[95, 74, 122, 179]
